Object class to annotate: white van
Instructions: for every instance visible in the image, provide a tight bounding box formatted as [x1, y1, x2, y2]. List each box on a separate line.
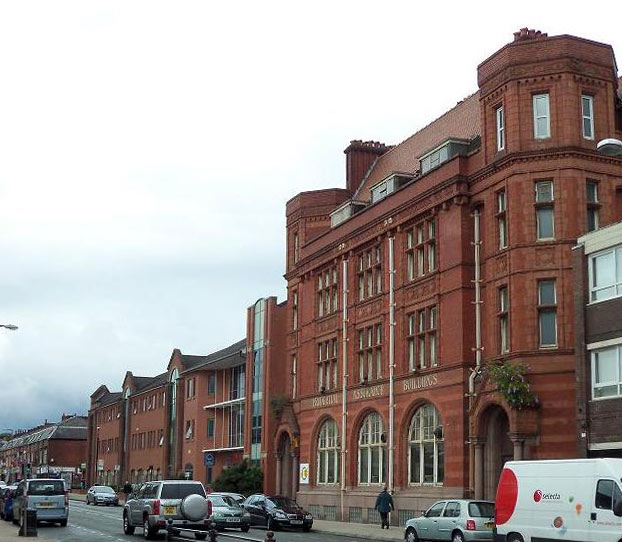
[494, 459, 622, 542]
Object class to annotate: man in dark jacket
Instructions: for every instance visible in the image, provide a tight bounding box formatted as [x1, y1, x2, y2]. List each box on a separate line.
[374, 486, 394, 529]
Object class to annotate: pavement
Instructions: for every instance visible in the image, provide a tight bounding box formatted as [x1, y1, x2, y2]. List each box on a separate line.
[68, 493, 403, 541]
[0, 517, 52, 541]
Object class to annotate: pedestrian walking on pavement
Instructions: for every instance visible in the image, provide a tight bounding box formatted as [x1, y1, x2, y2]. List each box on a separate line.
[374, 486, 394, 529]
[123, 481, 132, 501]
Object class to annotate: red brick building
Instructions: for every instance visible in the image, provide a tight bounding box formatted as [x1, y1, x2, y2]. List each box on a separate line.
[261, 29, 622, 524]
[87, 340, 246, 488]
[0, 415, 87, 488]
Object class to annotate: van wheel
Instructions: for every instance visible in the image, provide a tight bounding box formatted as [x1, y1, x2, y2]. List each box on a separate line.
[452, 531, 465, 542]
[508, 534, 524, 542]
[405, 527, 419, 542]
[123, 513, 135, 535]
[59, 519, 68, 527]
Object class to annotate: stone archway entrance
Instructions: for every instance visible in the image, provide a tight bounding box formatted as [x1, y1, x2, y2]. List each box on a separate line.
[483, 406, 513, 499]
[474, 405, 513, 500]
[275, 433, 298, 499]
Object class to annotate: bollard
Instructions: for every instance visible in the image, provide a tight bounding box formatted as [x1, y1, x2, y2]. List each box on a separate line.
[265, 530, 275, 541]
[208, 522, 218, 542]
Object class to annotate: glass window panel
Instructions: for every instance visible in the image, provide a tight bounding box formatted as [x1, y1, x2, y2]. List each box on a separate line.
[535, 95, 549, 117]
[539, 310, 557, 346]
[423, 443, 435, 483]
[536, 181, 553, 202]
[371, 447, 380, 484]
[537, 207, 554, 239]
[583, 118, 593, 138]
[594, 349, 618, 384]
[539, 281, 556, 305]
[594, 385, 618, 399]
[360, 450, 368, 484]
[437, 441, 445, 483]
[593, 252, 616, 289]
[586, 182, 598, 203]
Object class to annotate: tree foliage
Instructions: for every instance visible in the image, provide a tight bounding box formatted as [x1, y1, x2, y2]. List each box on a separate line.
[211, 460, 263, 495]
[487, 362, 538, 410]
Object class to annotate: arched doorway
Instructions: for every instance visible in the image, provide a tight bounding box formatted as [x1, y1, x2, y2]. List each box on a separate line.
[481, 405, 513, 500]
[276, 433, 293, 498]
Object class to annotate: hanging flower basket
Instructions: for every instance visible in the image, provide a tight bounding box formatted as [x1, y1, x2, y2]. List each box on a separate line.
[486, 362, 538, 410]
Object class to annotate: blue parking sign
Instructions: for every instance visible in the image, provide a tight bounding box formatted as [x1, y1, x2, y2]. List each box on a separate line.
[204, 452, 215, 468]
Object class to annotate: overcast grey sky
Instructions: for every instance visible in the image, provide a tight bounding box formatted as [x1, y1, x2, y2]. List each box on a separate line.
[0, 1, 620, 430]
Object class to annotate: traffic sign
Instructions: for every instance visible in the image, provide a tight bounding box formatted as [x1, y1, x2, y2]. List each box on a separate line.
[204, 452, 215, 468]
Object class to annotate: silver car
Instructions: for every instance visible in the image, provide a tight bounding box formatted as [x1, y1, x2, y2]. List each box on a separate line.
[123, 480, 211, 540]
[404, 500, 495, 542]
[86, 485, 119, 506]
[13, 479, 68, 527]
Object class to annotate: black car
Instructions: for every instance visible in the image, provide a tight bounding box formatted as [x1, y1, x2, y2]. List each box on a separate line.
[243, 494, 313, 532]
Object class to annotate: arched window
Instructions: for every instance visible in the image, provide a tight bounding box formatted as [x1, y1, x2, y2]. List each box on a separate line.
[408, 403, 444, 485]
[358, 412, 386, 485]
[317, 419, 339, 484]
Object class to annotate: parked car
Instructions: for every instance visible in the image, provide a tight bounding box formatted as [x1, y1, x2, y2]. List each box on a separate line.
[86, 485, 119, 506]
[13, 479, 68, 527]
[123, 480, 213, 540]
[404, 499, 494, 542]
[495, 458, 622, 542]
[0, 486, 17, 521]
[243, 494, 313, 531]
[207, 493, 250, 532]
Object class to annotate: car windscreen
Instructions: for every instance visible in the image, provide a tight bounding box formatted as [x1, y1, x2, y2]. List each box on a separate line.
[160, 484, 206, 499]
[468, 502, 494, 518]
[28, 480, 65, 496]
[268, 497, 298, 509]
[208, 496, 227, 507]
[95, 487, 115, 494]
[222, 496, 240, 507]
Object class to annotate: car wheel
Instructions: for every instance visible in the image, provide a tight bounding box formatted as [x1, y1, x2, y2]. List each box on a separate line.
[195, 534, 208, 541]
[507, 535, 524, 542]
[123, 513, 135, 535]
[405, 527, 419, 542]
[143, 517, 158, 540]
[59, 519, 68, 527]
[452, 531, 465, 542]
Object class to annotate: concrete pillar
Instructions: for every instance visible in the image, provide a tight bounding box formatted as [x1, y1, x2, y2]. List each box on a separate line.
[291, 452, 298, 499]
[275, 453, 282, 495]
[473, 438, 485, 500]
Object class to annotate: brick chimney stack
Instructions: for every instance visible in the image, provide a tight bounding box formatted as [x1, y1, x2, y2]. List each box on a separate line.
[513, 28, 547, 42]
[343, 140, 390, 194]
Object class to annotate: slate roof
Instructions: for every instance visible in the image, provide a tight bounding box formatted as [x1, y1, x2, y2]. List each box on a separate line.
[132, 372, 168, 395]
[181, 339, 246, 373]
[0, 416, 87, 450]
[98, 391, 122, 406]
[354, 92, 481, 201]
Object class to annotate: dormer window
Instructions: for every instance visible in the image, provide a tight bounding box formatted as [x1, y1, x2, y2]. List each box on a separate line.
[330, 200, 366, 228]
[370, 174, 414, 204]
[420, 140, 469, 175]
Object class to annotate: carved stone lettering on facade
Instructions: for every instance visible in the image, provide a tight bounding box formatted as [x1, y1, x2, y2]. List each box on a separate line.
[305, 393, 340, 410]
[404, 280, 437, 304]
[317, 315, 339, 335]
[351, 384, 385, 402]
[401, 374, 439, 392]
[356, 300, 383, 321]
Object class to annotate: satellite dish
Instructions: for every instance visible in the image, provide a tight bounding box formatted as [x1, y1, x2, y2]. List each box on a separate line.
[596, 138, 622, 156]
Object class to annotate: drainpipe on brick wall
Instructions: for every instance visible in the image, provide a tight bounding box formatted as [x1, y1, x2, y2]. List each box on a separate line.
[468, 208, 483, 497]
[340, 258, 348, 521]
[388, 236, 396, 493]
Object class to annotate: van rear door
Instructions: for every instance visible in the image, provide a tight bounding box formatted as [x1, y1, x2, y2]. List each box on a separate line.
[590, 479, 622, 542]
[27, 480, 66, 519]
